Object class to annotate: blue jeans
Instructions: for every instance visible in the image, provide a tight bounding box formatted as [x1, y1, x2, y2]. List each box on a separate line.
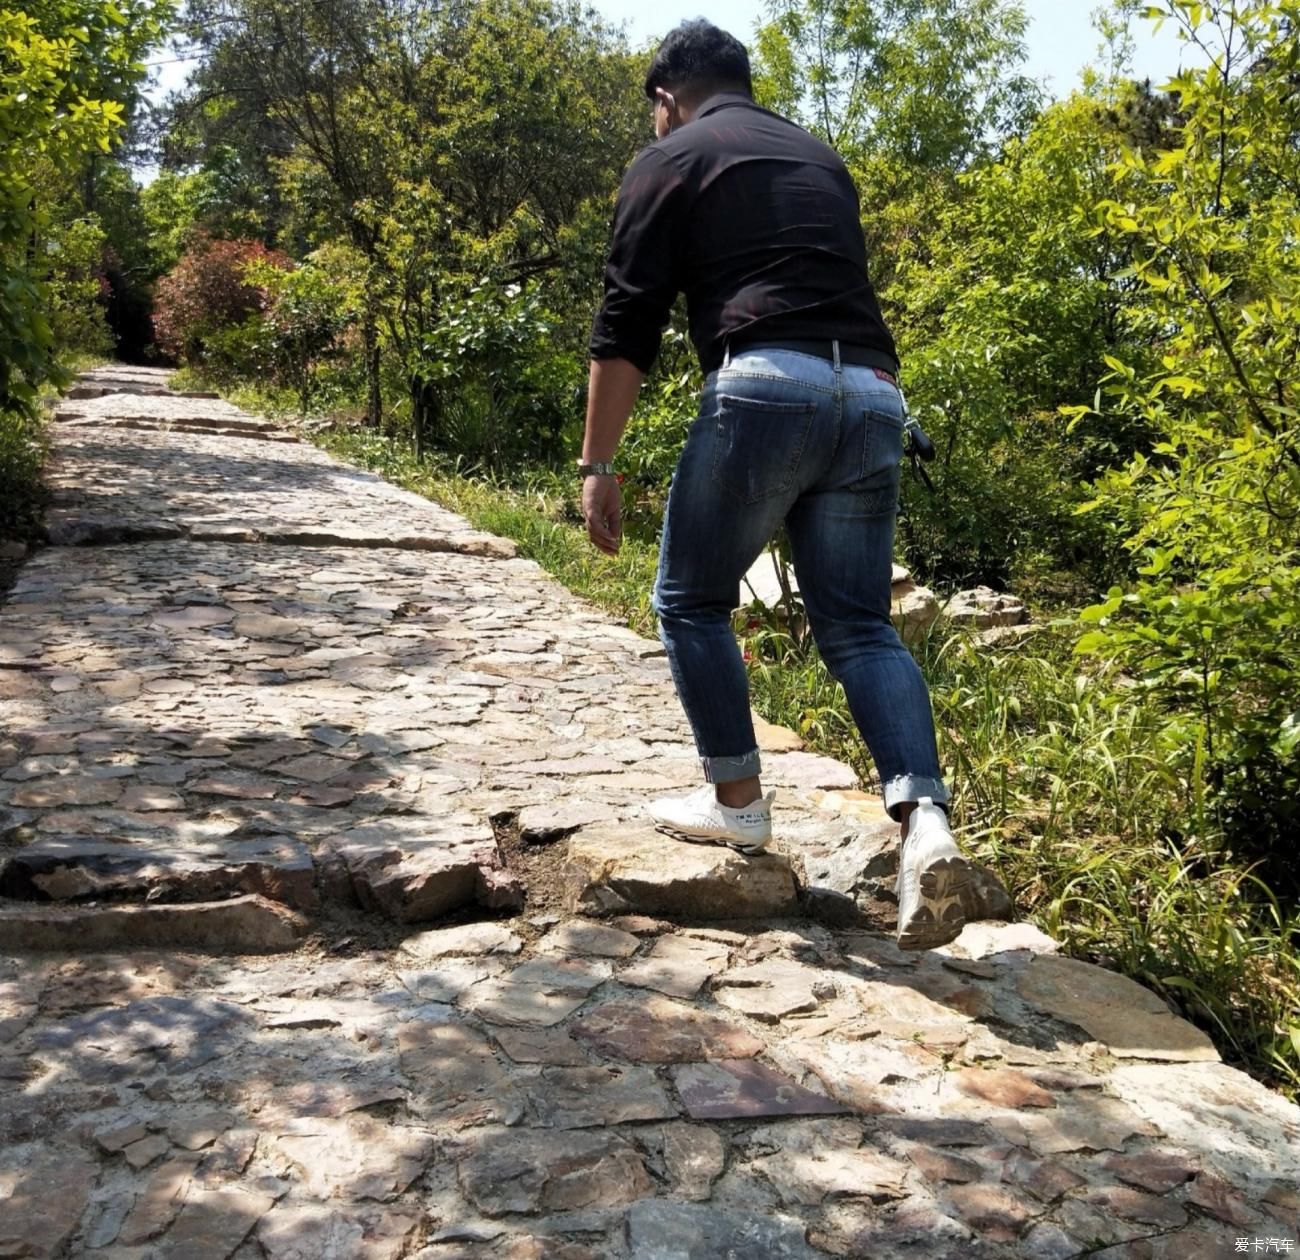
[652, 345, 949, 819]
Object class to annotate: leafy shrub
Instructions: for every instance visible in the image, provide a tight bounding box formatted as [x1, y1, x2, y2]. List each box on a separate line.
[620, 328, 700, 489]
[246, 248, 356, 412]
[152, 233, 291, 365]
[45, 212, 114, 360]
[417, 280, 581, 468]
[0, 409, 47, 538]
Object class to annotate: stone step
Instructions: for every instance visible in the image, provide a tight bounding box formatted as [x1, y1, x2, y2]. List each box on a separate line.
[38, 508, 516, 555]
[65, 385, 172, 399]
[0, 894, 307, 952]
[66, 383, 220, 400]
[0, 835, 319, 911]
[564, 825, 801, 920]
[55, 415, 294, 441]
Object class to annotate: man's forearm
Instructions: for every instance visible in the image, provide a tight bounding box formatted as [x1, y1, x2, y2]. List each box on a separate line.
[583, 357, 646, 463]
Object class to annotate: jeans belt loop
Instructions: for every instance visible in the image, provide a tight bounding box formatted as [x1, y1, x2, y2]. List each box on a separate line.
[831, 338, 842, 372]
[722, 341, 731, 369]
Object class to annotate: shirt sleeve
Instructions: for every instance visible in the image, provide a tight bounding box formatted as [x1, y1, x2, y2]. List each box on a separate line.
[588, 147, 685, 373]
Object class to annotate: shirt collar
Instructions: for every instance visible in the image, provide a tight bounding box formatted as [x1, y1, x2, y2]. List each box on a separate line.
[694, 92, 761, 119]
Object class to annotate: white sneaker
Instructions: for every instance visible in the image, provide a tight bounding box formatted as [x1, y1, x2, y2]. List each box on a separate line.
[895, 797, 972, 950]
[648, 784, 774, 855]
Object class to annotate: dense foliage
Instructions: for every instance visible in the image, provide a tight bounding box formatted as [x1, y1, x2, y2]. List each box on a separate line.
[1077, 0, 1300, 872]
[0, 0, 170, 532]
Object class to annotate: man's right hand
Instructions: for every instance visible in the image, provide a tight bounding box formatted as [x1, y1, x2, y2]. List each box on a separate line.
[582, 473, 623, 555]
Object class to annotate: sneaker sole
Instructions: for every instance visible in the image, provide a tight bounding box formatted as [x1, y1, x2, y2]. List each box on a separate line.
[897, 855, 973, 951]
[654, 824, 768, 857]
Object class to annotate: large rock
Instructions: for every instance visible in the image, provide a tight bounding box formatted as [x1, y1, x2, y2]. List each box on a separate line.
[794, 798, 1012, 923]
[891, 580, 941, 642]
[0, 894, 308, 953]
[743, 551, 941, 649]
[330, 820, 523, 922]
[564, 826, 799, 920]
[943, 586, 1028, 629]
[1107, 1061, 1300, 1186]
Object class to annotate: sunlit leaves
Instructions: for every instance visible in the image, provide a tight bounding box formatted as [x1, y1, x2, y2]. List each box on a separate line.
[1, 0, 172, 520]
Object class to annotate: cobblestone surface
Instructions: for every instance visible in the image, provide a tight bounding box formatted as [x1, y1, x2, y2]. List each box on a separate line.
[1, 366, 1297, 1258]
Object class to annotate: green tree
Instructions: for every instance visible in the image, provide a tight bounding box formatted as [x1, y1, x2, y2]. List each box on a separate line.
[1075, 0, 1300, 875]
[1, 0, 171, 534]
[887, 85, 1165, 586]
[1, 0, 169, 411]
[168, 0, 641, 440]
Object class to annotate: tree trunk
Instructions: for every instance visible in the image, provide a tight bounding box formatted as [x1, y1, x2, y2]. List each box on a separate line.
[411, 372, 424, 461]
[362, 302, 382, 428]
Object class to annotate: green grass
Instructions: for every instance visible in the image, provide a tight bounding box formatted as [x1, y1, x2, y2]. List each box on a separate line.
[307, 423, 1299, 1099]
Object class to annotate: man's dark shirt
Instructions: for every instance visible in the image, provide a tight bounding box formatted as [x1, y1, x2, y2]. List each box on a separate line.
[589, 92, 898, 376]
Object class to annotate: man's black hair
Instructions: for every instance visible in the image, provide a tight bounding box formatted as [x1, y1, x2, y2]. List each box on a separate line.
[644, 19, 752, 104]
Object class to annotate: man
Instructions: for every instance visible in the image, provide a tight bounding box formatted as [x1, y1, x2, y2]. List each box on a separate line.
[581, 20, 973, 950]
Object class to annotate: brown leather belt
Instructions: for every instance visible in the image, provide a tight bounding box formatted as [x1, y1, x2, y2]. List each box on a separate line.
[730, 339, 898, 382]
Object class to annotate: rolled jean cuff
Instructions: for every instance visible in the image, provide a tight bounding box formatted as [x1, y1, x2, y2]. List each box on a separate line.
[882, 775, 950, 820]
[702, 749, 762, 784]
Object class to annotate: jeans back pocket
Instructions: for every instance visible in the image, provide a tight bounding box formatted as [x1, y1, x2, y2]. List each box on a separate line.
[710, 394, 817, 504]
[853, 406, 904, 516]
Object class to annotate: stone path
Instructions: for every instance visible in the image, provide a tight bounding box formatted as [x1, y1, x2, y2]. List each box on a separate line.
[0, 365, 1296, 1259]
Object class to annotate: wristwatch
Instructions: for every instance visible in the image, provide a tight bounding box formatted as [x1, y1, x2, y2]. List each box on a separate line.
[577, 461, 616, 478]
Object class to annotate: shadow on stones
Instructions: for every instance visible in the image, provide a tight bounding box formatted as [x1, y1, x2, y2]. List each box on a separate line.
[44, 429, 408, 523]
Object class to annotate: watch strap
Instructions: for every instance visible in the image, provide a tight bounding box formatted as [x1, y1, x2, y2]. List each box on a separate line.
[577, 461, 616, 477]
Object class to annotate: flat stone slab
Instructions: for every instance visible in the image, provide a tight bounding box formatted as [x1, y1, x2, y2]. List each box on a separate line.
[1016, 953, 1219, 1061]
[527, 1064, 677, 1128]
[0, 894, 308, 952]
[454, 1129, 652, 1216]
[398, 921, 524, 959]
[673, 1059, 849, 1120]
[41, 425, 516, 557]
[625, 1199, 824, 1259]
[564, 826, 800, 919]
[618, 932, 730, 998]
[570, 996, 765, 1062]
[713, 956, 833, 1023]
[459, 957, 610, 1026]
